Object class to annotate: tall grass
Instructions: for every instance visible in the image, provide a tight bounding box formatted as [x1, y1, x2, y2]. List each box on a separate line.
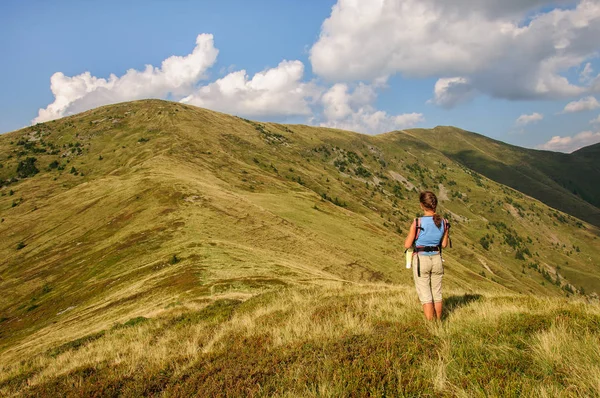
[1, 282, 598, 397]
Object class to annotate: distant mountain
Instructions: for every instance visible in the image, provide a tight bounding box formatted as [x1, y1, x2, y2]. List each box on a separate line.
[573, 142, 600, 159]
[1, 100, 599, 395]
[399, 126, 600, 227]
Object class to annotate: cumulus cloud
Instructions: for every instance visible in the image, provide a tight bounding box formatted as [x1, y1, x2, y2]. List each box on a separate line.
[181, 60, 319, 117]
[34, 31, 425, 130]
[32, 34, 324, 123]
[580, 62, 594, 83]
[562, 96, 600, 113]
[538, 130, 600, 152]
[34, 34, 219, 123]
[310, 0, 600, 106]
[516, 112, 544, 125]
[590, 114, 600, 124]
[430, 77, 476, 108]
[319, 83, 424, 134]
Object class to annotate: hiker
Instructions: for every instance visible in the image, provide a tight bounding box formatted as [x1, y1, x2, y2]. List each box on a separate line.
[404, 191, 450, 321]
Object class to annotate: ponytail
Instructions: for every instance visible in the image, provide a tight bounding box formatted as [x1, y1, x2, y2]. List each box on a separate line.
[433, 213, 442, 228]
[420, 191, 442, 228]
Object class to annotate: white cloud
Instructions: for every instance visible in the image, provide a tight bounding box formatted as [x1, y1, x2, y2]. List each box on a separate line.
[310, 0, 600, 106]
[34, 32, 420, 132]
[181, 60, 319, 117]
[580, 62, 594, 83]
[431, 77, 476, 108]
[34, 34, 219, 123]
[590, 114, 600, 124]
[538, 130, 600, 152]
[319, 83, 424, 134]
[33, 34, 322, 122]
[516, 112, 544, 125]
[562, 96, 600, 113]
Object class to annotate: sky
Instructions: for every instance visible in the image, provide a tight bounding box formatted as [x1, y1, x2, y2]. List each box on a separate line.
[2, 0, 600, 153]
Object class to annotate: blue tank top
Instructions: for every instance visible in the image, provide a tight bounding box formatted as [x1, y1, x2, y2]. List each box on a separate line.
[415, 216, 444, 256]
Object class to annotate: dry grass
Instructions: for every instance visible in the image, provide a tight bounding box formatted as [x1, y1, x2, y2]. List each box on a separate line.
[1, 282, 599, 397]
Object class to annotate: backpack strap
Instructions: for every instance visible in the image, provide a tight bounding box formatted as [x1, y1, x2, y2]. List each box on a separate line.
[443, 218, 452, 248]
[413, 217, 423, 247]
[439, 218, 452, 261]
[414, 218, 423, 278]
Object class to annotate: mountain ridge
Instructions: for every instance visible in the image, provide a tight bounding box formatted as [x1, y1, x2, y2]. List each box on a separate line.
[398, 126, 600, 227]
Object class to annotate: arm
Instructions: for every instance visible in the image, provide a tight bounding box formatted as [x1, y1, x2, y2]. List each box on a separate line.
[441, 229, 449, 248]
[404, 219, 417, 249]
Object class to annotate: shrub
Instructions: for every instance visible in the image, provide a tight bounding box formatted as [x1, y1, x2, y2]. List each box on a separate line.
[17, 157, 39, 178]
[563, 284, 574, 294]
[355, 166, 372, 178]
[334, 159, 348, 172]
[115, 316, 149, 329]
[480, 235, 493, 251]
[47, 330, 106, 358]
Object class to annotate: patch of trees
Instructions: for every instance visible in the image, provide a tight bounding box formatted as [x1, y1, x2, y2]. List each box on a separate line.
[489, 221, 531, 260]
[313, 145, 331, 157]
[321, 192, 347, 208]
[334, 159, 348, 172]
[17, 157, 39, 178]
[479, 234, 494, 250]
[251, 122, 288, 145]
[355, 166, 372, 178]
[345, 151, 362, 165]
[392, 184, 404, 199]
[551, 211, 568, 224]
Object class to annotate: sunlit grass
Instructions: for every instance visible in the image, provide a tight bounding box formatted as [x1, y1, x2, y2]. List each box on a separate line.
[1, 283, 599, 397]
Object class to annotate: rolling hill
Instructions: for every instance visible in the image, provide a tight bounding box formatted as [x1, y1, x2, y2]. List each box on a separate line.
[573, 142, 600, 159]
[1, 100, 599, 397]
[400, 126, 600, 227]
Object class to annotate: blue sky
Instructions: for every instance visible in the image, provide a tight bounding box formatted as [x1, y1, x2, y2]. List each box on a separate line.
[2, 0, 600, 152]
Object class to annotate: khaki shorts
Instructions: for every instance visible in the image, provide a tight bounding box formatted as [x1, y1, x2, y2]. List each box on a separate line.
[413, 253, 444, 304]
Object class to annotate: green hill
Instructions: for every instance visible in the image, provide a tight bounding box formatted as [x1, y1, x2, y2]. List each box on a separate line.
[573, 142, 600, 160]
[1, 100, 599, 396]
[399, 126, 600, 227]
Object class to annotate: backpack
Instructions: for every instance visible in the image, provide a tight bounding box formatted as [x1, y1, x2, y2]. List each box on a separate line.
[411, 217, 452, 277]
[413, 217, 452, 253]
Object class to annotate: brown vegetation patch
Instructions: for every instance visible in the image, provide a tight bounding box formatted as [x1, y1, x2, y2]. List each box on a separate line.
[324, 261, 389, 283]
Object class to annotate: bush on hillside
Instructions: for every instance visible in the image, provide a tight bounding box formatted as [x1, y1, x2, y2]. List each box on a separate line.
[17, 157, 39, 178]
[480, 235, 493, 250]
[355, 166, 372, 178]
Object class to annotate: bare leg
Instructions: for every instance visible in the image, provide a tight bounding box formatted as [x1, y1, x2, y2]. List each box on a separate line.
[423, 303, 435, 320]
[434, 301, 443, 320]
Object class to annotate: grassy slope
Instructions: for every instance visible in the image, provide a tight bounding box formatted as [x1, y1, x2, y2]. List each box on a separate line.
[400, 126, 600, 226]
[573, 142, 600, 159]
[1, 100, 599, 396]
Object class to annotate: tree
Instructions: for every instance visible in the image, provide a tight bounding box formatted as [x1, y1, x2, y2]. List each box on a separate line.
[17, 157, 39, 178]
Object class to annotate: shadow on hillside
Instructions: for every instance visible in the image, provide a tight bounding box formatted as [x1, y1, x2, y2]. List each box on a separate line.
[443, 293, 482, 320]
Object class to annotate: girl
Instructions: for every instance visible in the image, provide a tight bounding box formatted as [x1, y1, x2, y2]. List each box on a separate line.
[404, 191, 449, 321]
